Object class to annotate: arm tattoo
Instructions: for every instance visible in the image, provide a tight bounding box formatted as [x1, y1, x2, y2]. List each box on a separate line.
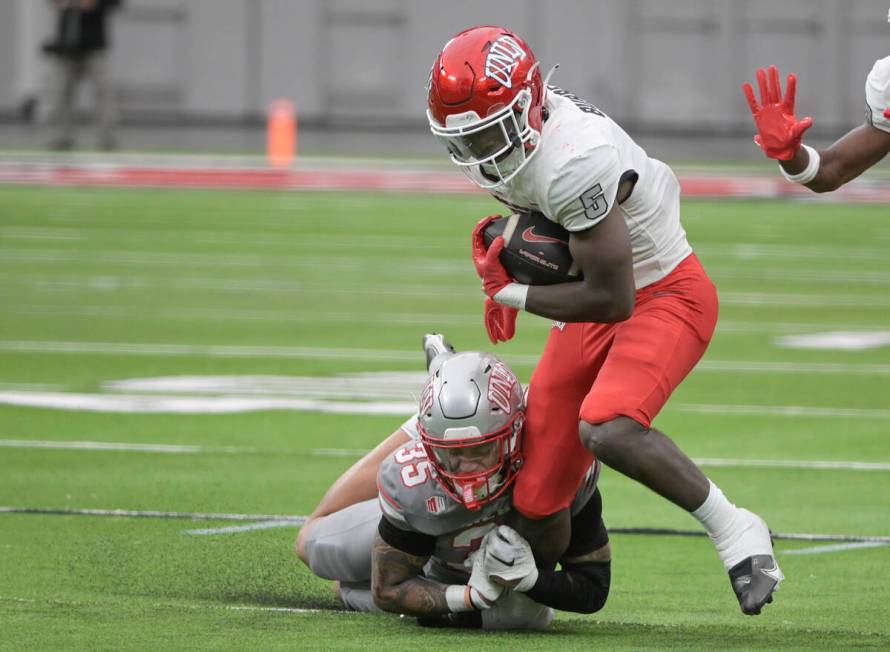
[371, 532, 452, 615]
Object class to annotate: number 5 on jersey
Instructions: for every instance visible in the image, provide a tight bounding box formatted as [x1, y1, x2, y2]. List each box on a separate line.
[580, 183, 609, 221]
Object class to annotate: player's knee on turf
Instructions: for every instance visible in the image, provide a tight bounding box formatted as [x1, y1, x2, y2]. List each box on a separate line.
[294, 518, 315, 565]
[301, 500, 378, 582]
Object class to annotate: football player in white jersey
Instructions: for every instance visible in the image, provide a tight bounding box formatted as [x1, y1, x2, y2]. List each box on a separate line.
[743, 58, 890, 191]
[298, 344, 612, 630]
[426, 26, 781, 615]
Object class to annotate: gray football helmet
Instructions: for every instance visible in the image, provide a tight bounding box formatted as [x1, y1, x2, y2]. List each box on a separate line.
[417, 351, 524, 510]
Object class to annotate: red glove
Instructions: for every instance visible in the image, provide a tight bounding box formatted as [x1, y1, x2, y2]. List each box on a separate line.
[478, 237, 512, 299]
[742, 65, 813, 160]
[471, 214, 503, 279]
[471, 215, 518, 344]
[484, 298, 517, 344]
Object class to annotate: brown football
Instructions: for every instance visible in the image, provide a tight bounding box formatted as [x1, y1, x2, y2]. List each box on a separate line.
[482, 211, 581, 285]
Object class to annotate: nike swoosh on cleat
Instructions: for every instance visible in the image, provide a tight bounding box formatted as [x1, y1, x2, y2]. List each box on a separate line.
[760, 563, 783, 583]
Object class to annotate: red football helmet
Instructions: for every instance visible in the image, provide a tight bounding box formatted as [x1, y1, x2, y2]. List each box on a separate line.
[427, 26, 548, 188]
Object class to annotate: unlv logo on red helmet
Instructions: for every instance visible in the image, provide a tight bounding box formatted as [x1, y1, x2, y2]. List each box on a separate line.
[426, 26, 549, 188]
[484, 35, 526, 89]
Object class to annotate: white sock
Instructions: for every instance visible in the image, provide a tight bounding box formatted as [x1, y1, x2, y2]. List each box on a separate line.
[692, 480, 774, 570]
[692, 480, 737, 538]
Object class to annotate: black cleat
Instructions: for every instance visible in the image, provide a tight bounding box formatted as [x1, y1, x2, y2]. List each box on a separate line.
[728, 554, 784, 615]
[422, 333, 455, 371]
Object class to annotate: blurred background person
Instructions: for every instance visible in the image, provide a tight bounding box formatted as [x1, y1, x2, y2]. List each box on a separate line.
[42, 0, 122, 151]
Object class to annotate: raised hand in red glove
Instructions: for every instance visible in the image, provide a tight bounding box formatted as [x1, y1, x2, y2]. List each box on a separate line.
[742, 65, 813, 160]
[484, 298, 517, 344]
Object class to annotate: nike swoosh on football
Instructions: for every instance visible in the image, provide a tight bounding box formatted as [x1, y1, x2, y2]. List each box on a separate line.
[521, 227, 567, 245]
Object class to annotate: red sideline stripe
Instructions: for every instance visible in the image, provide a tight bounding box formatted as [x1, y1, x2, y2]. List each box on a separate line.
[0, 166, 476, 193]
[2, 165, 890, 201]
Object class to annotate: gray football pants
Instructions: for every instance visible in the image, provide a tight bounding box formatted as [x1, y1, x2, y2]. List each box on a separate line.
[302, 499, 381, 612]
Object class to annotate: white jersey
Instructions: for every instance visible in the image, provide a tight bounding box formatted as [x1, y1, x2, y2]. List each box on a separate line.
[489, 87, 692, 290]
[866, 55, 890, 133]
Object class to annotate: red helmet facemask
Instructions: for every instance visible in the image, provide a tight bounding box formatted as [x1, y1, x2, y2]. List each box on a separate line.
[418, 413, 523, 511]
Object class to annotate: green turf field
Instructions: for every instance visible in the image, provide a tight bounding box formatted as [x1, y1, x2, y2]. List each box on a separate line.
[1, 185, 888, 650]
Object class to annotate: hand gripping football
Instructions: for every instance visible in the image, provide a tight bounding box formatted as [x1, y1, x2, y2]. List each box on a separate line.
[482, 211, 581, 286]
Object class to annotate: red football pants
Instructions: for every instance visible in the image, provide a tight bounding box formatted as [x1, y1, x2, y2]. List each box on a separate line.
[513, 253, 718, 519]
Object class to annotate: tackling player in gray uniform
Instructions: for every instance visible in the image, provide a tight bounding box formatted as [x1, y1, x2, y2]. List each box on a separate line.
[300, 344, 611, 630]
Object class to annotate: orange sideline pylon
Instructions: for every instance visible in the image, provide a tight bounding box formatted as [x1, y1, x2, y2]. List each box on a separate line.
[267, 99, 296, 167]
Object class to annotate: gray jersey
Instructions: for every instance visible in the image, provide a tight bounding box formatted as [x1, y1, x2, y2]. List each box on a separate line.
[378, 440, 600, 574]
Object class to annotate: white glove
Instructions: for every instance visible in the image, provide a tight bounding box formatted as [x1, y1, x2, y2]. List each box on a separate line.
[467, 533, 504, 608]
[483, 525, 539, 593]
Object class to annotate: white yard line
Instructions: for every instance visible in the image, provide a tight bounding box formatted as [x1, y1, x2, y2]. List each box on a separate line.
[697, 243, 890, 263]
[679, 404, 890, 419]
[783, 542, 890, 556]
[0, 340, 465, 362]
[10, 266, 890, 292]
[7, 306, 487, 327]
[0, 439, 256, 454]
[310, 447, 371, 458]
[0, 595, 327, 615]
[709, 267, 890, 285]
[695, 360, 890, 375]
[0, 506, 305, 523]
[2, 506, 887, 545]
[0, 248, 468, 275]
[1, 391, 888, 418]
[692, 458, 890, 471]
[3, 439, 890, 473]
[184, 520, 299, 535]
[2, 340, 890, 375]
[718, 291, 890, 308]
[222, 605, 323, 614]
[0, 391, 420, 415]
[0, 439, 204, 453]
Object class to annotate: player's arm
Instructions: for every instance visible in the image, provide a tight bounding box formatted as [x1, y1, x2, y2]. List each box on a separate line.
[370, 528, 448, 614]
[782, 123, 890, 193]
[371, 516, 495, 615]
[476, 147, 635, 325]
[477, 488, 612, 614]
[525, 204, 634, 323]
[308, 427, 412, 519]
[526, 487, 611, 614]
[743, 63, 890, 192]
